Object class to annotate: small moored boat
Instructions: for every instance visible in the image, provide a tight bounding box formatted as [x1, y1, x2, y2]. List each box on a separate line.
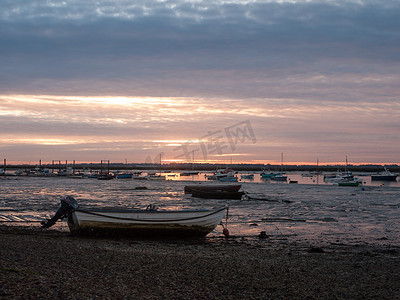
[334, 180, 361, 187]
[184, 184, 241, 194]
[97, 173, 115, 180]
[116, 173, 133, 179]
[190, 189, 244, 200]
[41, 196, 226, 238]
[260, 171, 281, 178]
[180, 171, 199, 176]
[371, 168, 398, 181]
[218, 176, 238, 182]
[270, 174, 288, 182]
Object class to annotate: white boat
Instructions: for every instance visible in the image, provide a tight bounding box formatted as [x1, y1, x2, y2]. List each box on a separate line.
[42, 196, 226, 238]
[206, 168, 236, 180]
[325, 157, 362, 184]
[324, 173, 362, 184]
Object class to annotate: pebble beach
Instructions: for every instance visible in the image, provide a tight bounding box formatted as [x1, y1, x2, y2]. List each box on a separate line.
[1, 225, 399, 299]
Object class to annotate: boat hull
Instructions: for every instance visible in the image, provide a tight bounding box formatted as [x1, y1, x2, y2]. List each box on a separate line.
[116, 174, 133, 179]
[67, 207, 226, 238]
[240, 174, 254, 179]
[218, 177, 238, 182]
[270, 176, 287, 181]
[191, 190, 244, 200]
[371, 175, 397, 181]
[180, 171, 199, 176]
[184, 184, 241, 194]
[336, 182, 360, 186]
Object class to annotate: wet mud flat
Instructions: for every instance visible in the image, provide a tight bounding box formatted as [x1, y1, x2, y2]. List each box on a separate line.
[1, 225, 399, 299]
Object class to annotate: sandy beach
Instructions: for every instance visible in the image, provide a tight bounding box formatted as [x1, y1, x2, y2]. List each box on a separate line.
[1, 225, 399, 299]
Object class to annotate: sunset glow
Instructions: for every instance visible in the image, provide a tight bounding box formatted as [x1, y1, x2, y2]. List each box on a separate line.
[1, 1, 399, 166]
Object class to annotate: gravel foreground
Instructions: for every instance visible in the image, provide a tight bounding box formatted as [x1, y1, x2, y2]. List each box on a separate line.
[1, 226, 399, 300]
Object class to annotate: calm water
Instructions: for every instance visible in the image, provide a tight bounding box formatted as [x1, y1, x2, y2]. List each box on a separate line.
[1, 173, 399, 247]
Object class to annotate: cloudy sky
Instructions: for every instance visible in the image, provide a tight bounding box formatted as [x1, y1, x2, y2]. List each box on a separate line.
[1, 0, 399, 165]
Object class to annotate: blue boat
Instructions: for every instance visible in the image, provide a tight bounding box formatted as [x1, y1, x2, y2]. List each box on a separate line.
[116, 173, 133, 179]
[261, 172, 281, 178]
[218, 176, 238, 182]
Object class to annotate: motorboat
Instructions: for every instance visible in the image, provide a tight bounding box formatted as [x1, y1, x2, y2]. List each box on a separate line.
[41, 196, 226, 238]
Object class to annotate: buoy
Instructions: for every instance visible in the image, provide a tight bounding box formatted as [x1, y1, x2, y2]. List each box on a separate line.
[223, 228, 230, 237]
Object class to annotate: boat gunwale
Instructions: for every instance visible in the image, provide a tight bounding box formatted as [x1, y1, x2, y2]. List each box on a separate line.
[72, 206, 226, 223]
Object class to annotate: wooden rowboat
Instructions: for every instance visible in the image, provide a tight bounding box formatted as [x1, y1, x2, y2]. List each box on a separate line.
[184, 184, 241, 194]
[190, 189, 244, 200]
[67, 206, 226, 238]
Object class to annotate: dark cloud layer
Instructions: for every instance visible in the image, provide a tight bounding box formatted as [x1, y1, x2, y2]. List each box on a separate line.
[1, 0, 400, 100]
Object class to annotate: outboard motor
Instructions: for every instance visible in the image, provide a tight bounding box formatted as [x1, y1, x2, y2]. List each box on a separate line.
[41, 196, 79, 228]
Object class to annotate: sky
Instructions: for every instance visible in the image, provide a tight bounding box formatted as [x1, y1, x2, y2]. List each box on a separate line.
[1, 0, 399, 166]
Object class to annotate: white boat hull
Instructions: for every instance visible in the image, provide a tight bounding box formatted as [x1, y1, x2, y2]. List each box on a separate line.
[67, 207, 226, 238]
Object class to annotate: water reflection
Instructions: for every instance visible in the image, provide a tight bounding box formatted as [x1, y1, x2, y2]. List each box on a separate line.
[0, 175, 399, 247]
[162, 171, 399, 187]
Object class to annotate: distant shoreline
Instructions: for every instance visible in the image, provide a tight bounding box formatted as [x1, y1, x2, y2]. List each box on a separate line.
[1, 162, 399, 173]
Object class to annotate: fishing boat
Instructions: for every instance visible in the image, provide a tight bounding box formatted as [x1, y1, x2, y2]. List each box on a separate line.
[41, 196, 226, 238]
[371, 167, 398, 181]
[184, 184, 241, 194]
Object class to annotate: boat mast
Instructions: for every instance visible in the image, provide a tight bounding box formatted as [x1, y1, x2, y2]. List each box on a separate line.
[192, 150, 195, 170]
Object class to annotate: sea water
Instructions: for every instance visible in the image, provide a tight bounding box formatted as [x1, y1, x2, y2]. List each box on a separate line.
[0, 173, 399, 247]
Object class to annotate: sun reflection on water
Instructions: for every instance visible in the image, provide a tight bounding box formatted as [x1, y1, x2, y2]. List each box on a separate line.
[0, 175, 399, 246]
